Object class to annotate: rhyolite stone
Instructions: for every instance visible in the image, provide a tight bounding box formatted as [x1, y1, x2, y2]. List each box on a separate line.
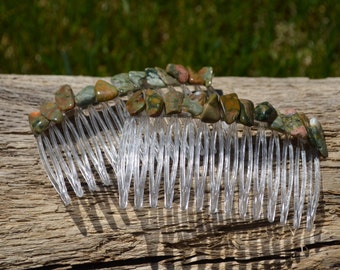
[270, 109, 291, 131]
[200, 93, 221, 123]
[111, 73, 135, 95]
[55, 84, 75, 111]
[188, 67, 205, 85]
[270, 115, 284, 131]
[182, 91, 206, 116]
[188, 66, 214, 86]
[126, 90, 145, 116]
[94, 79, 118, 102]
[29, 111, 50, 134]
[307, 117, 328, 158]
[199, 66, 213, 87]
[254, 102, 278, 123]
[220, 93, 240, 124]
[40, 102, 63, 123]
[297, 111, 310, 128]
[163, 88, 184, 115]
[75, 85, 96, 108]
[191, 91, 207, 106]
[291, 111, 309, 138]
[128, 71, 146, 88]
[290, 126, 308, 138]
[145, 89, 164, 117]
[271, 109, 308, 139]
[145, 67, 166, 88]
[238, 99, 255, 126]
[182, 96, 204, 116]
[155, 67, 180, 86]
[166, 63, 189, 84]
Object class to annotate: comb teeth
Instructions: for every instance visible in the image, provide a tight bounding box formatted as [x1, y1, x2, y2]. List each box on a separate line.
[35, 100, 320, 230]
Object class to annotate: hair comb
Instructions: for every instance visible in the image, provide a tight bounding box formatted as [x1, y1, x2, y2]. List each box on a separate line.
[28, 64, 327, 231]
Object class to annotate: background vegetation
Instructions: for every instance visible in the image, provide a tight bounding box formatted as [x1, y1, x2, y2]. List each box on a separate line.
[1, 0, 339, 78]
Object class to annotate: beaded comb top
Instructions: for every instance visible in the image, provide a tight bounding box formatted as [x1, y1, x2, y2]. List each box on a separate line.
[29, 64, 328, 158]
[28, 64, 327, 230]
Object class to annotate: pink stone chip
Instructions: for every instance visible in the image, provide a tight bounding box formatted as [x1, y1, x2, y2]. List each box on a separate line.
[291, 126, 308, 138]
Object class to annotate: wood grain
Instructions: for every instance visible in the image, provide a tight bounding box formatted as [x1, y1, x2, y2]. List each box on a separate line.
[0, 75, 339, 269]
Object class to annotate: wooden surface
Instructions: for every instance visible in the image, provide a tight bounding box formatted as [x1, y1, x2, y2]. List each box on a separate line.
[0, 75, 339, 269]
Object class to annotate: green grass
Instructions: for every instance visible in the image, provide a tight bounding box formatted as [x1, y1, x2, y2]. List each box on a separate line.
[0, 0, 339, 78]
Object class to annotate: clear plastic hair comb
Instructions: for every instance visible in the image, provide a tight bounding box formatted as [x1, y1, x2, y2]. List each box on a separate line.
[28, 64, 327, 231]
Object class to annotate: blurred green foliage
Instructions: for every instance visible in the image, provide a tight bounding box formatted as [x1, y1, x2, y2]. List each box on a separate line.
[0, 0, 339, 77]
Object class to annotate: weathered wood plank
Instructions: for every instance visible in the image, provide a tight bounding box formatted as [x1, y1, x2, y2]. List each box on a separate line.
[0, 75, 339, 269]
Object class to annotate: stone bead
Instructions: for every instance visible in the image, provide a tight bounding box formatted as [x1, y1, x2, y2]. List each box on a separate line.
[238, 99, 255, 126]
[199, 66, 213, 87]
[182, 96, 204, 116]
[94, 79, 118, 102]
[163, 88, 184, 115]
[145, 67, 166, 88]
[200, 93, 221, 123]
[191, 91, 207, 106]
[188, 67, 204, 85]
[111, 73, 135, 95]
[75, 85, 96, 108]
[188, 66, 214, 87]
[220, 93, 240, 124]
[285, 108, 297, 115]
[292, 111, 309, 138]
[55, 84, 75, 111]
[254, 102, 278, 124]
[28, 111, 50, 134]
[182, 91, 206, 116]
[145, 89, 164, 117]
[307, 117, 328, 158]
[291, 126, 308, 138]
[165, 64, 189, 84]
[126, 90, 145, 116]
[297, 112, 310, 127]
[128, 71, 146, 88]
[270, 109, 308, 139]
[165, 63, 189, 84]
[155, 67, 180, 86]
[270, 115, 284, 132]
[40, 102, 63, 123]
